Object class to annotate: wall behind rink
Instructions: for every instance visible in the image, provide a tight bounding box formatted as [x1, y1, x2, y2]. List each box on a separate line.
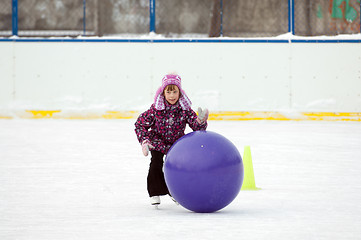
[0, 40, 360, 120]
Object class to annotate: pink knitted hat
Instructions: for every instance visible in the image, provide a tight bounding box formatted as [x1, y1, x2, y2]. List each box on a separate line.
[154, 74, 192, 110]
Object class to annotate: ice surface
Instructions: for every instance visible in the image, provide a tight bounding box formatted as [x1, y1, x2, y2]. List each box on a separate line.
[1, 119, 361, 240]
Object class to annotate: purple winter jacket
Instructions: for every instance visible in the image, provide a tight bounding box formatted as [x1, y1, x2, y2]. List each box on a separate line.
[135, 102, 207, 154]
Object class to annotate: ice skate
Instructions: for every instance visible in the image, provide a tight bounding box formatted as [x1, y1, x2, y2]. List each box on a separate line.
[169, 195, 179, 205]
[150, 196, 160, 206]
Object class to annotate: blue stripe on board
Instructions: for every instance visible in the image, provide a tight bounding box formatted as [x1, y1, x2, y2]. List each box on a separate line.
[291, 39, 361, 43]
[0, 38, 360, 43]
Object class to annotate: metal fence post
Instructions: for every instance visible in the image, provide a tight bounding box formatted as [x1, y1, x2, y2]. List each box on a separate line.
[150, 0, 156, 33]
[12, 0, 18, 36]
[288, 0, 295, 35]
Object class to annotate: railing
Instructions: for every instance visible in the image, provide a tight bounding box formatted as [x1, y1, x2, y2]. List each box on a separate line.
[0, 0, 360, 38]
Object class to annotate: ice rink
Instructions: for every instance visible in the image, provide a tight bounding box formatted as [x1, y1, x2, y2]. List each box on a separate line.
[1, 119, 360, 240]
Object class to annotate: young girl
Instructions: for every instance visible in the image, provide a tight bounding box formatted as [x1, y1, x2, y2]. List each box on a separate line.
[134, 74, 209, 206]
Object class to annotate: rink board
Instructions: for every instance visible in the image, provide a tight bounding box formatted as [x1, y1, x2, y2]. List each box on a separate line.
[0, 39, 360, 120]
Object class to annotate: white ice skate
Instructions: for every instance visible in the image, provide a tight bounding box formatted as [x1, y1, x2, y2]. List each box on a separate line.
[150, 196, 160, 206]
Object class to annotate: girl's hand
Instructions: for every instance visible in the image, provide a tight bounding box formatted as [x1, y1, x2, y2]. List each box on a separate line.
[197, 107, 209, 124]
[142, 140, 154, 156]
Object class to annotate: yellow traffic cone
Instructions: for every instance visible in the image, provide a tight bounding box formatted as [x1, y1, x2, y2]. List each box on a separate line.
[241, 146, 260, 190]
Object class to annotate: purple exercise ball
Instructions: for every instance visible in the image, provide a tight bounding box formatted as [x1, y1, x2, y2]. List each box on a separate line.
[164, 131, 244, 213]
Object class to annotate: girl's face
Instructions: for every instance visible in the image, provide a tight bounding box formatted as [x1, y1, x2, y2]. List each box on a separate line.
[164, 85, 180, 105]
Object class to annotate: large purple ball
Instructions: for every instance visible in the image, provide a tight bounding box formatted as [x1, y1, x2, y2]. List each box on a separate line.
[164, 131, 244, 213]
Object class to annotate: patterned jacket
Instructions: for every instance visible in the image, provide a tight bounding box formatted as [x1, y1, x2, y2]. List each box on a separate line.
[135, 102, 207, 154]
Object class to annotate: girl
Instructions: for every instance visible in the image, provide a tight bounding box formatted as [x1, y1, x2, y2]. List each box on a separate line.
[134, 74, 209, 206]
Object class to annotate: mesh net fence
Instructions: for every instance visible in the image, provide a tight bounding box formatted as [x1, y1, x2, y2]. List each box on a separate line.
[1, 0, 360, 37]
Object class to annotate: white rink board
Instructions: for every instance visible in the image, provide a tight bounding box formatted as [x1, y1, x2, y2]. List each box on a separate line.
[0, 42, 360, 112]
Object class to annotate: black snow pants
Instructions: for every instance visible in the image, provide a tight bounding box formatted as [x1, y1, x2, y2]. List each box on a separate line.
[147, 150, 170, 197]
